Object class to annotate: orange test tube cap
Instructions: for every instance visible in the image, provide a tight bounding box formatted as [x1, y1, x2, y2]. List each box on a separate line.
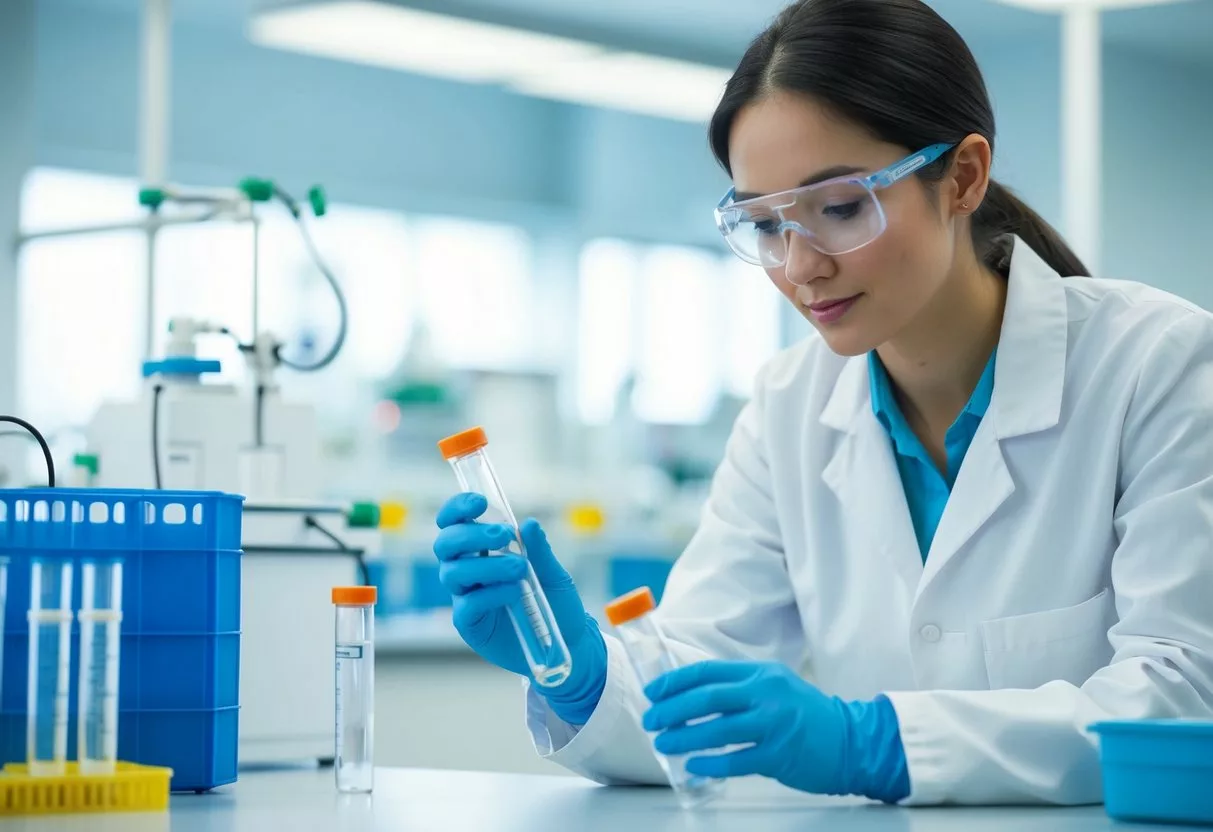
[438, 427, 489, 460]
[604, 587, 656, 626]
[332, 586, 377, 605]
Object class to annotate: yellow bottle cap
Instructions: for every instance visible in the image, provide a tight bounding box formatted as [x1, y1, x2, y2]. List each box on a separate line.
[379, 501, 408, 531]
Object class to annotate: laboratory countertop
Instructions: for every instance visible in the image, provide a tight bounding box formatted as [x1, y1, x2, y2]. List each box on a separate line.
[3, 766, 1184, 832]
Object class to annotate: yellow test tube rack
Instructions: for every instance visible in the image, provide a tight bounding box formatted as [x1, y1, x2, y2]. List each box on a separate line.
[0, 761, 172, 816]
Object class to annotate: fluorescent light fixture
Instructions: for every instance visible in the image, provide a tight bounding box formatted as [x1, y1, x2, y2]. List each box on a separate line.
[249, 0, 732, 122]
[249, 1, 600, 83]
[511, 52, 730, 123]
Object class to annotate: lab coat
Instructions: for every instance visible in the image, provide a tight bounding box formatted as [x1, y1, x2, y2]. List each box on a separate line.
[524, 236, 1213, 805]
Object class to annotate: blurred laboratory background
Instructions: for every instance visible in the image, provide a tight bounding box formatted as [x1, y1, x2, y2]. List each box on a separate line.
[0, 0, 1210, 778]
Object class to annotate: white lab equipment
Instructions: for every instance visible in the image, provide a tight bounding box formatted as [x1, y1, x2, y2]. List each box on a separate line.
[239, 503, 376, 767]
[333, 586, 376, 794]
[521, 238, 1213, 806]
[438, 427, 572, 687]
[90, 381, 370, 769]
[87, 347, 324, 499]
[27, 557, 73, 776]
[79, 179, 342, 502]
[66, 180, 384, 768]
[604, 587, 724, 809]
[78, 558, 123, 775]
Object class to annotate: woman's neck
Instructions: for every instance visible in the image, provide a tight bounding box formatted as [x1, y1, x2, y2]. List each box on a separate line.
[876, 249, 1007, 438]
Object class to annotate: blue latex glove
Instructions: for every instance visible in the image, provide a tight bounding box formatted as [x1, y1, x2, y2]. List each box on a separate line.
[434, 492, 607, 724]
[642, 660, 910, 803]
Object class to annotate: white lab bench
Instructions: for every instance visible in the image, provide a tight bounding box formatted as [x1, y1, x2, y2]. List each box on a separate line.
[8, 767, 1176, 832]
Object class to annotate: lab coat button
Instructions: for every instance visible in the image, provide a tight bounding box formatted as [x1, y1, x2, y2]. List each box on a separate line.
[920, 624, 942, 643]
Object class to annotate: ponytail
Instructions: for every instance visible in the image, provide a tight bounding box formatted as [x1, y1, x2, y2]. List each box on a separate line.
[973, 180, 1090, 277]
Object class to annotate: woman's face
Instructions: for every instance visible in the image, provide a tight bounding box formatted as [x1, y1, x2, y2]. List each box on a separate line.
[728, 92, 962, 357]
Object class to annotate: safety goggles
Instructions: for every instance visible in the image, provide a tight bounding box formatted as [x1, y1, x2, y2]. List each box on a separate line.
[714, 143, 955, 267]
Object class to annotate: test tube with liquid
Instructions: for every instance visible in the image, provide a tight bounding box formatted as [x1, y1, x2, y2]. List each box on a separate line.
[606, 587, 725, 809]
[78, 558, 123, 775]
[27, 557, 73, 776]
[438, 428, 573, 688]
[333, 586, 376, 794]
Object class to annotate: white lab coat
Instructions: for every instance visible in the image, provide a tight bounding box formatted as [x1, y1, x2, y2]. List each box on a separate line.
[523, 236, 1213, 805]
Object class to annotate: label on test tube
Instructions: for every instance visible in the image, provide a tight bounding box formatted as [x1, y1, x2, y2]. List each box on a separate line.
[518, 583, 553, 646]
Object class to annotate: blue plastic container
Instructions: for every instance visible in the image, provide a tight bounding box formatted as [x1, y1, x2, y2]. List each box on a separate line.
[1090, 719, 1213, 826]
[608, 556, 675, 603]
[410, 561, 449, 611]
[0, 488, 243, 792]
[366, 558, 413, 617]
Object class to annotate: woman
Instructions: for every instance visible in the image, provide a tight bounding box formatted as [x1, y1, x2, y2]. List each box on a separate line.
[433, 0, 1213, 806]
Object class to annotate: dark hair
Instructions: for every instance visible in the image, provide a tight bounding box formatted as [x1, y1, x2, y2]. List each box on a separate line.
[709, 0, 1090, 278]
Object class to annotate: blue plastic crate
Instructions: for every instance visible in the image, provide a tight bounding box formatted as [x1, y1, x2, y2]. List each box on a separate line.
[0, 488, 243, 792]
[118, 707, 240, 792]
[119, 632, 241, 710]
[0, 707, 239, 793]
[1, 629, 240, 712]
[1, 490, 241, 636]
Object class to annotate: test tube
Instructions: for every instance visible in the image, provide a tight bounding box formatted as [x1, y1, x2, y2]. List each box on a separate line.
[605, 587, 725, 809]
[27, 557, 73, 777]
[0, 558, 9, 700]
[437, 428, 573, 688]
[78, 558, 123, 775]
[333, 586, 376, 794]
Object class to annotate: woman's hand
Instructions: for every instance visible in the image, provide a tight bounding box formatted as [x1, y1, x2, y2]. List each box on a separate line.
[433, 492, 607, 723]
[642, 660, 910, 803]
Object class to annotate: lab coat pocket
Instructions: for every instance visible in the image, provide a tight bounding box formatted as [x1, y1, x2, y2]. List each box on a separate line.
[980, 589, 1115, 690]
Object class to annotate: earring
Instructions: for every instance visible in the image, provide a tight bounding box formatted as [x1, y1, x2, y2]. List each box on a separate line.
[962, 202, 970, 210]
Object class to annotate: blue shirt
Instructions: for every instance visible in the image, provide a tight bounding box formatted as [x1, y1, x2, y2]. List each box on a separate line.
[868, 350, 997, 560]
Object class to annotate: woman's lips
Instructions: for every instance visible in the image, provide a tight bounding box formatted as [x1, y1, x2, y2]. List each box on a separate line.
[805, 294, 861, 324]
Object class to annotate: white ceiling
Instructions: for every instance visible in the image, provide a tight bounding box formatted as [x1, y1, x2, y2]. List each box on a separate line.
[43, 0, 1213, 69]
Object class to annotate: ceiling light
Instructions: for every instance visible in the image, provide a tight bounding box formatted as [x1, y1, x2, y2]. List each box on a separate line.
[249, 0, 600, 83]
[511, 52, 731, 123]
[248, 1, 732, 123]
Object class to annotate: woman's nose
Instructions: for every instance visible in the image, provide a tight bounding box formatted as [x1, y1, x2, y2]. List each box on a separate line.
[781, 230, 833, 287]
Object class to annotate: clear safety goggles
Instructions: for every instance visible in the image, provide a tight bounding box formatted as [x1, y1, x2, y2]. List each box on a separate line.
[714, 143, 955, 267]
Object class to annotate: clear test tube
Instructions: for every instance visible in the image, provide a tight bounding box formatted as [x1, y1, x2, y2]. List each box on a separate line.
[605, 587, 725, 809]
[437, 427, 572, 688]
[27, 557, 73, 777]
[333, 586, 376, 794]
[0, 558, 8, 699]
[78, 558, 123, 775]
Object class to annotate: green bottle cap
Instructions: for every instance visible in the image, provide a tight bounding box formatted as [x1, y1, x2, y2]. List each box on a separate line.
[238, 177, 274, 202]
[73, 453, 100, 476]
[138, 187, 166, 209]
[347, 502, 380, 529]
[308, 185, 327, 217]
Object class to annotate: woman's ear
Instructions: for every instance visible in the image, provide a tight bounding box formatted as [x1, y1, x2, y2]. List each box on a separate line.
[949, 134, 992, 216]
